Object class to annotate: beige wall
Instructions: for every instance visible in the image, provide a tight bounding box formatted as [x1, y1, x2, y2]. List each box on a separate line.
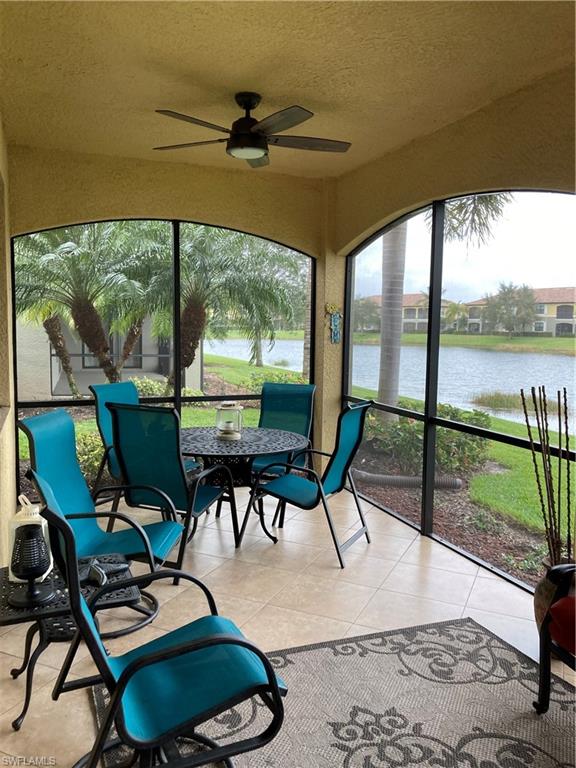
[8, 147, 324, 257]
[334, 67, 576, 254]
[0, 112, 16, 565]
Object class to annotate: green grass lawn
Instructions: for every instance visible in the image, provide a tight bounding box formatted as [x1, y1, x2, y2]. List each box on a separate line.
[204, 353, 303, 387]
[352, 331, 575, 355]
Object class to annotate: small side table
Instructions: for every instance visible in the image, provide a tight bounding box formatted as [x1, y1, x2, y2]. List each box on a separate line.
[0, 555, 143, 731]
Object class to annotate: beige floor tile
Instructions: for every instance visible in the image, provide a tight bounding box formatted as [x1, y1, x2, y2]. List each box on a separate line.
[380, 562, 476, 606]
[187, 527, 261, 558]
[348, 534, 413, 562]
[176, 550, 230, 579]
[239, 604, 351, 652]
[269, 573, 376, 622]
[356, 588, 463, 631]
[0, 652, 58, 717]
[291, 504, 365, 529]
[465, 608, 539, 660]
[344, 624, 387, 639]
[563, 666, 576, 685]
[364, 509, 419, 540]
[154, 588, 264, 632]
[272, 518, 351, 548]
[202, 559, 294, 602]
[466, 575, 535, 620]
[237, 538, 323, 573]
[0, 623, 91, 671]
[400, 538, 479, 575]
[304, 549, 397, 588]
[0, 675, 96, 764]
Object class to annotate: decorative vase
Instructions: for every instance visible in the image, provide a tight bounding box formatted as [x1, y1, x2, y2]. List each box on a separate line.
[533, 560, 576, 630]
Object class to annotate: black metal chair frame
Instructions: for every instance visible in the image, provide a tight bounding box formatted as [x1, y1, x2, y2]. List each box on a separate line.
[533, 562, 576, 715]
[240, 402, 372, 568]
[43, 506, 285, 768]
[108, 402, 241, 555]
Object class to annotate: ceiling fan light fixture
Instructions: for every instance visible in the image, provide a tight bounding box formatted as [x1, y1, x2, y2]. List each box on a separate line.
[226, 132, 268, 160]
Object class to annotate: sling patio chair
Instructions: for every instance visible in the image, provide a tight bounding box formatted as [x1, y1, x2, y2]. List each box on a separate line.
[244, 382, 315, 528]
[107, 402, 240, 547]
[90, 382, 200, 521]
[40, 491, 286, 768]
[20, 410, 184, 571]
[239, 400, 372, 568]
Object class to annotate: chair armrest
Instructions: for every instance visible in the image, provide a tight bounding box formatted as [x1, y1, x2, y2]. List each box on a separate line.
[93, 484, 178, 521]
[66, 511, 157, 571]
[292, 448, 331, 461]
[254, 462, 322, 486]
[188, 464, 234, 488]
[86, 568, 217, 616]
[113, 632, 283, 705]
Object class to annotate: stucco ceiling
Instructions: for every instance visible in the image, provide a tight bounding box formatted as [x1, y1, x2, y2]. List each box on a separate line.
[0, 1, 573, 179]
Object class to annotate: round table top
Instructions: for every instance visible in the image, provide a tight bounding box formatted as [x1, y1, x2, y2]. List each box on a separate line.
[180, 426, 309, 458]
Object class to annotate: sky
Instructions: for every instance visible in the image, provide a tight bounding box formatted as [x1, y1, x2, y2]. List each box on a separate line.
[353, 192, 576, 302]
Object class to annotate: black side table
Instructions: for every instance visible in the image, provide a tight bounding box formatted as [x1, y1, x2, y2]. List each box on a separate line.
[0, 555, 142, 731]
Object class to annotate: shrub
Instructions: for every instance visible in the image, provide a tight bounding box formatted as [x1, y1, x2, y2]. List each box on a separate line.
[77, 431, 107, 486]
[365, 403, 490, 475]
[237, 370, 307, 394]
[129, 376, 202, 400]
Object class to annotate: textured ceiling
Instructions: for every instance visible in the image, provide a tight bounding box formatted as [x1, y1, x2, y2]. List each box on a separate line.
[0, 1, 573, 179]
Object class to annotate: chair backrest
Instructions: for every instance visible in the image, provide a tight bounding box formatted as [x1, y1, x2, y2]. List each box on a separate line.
[34, 471, 118, 689]
[19, 410, 101, 546]
[89, 381, 139, 479]
[321, 401, 372, 496]
[258, 382, 316, 438]
[107, 402, 189, 511]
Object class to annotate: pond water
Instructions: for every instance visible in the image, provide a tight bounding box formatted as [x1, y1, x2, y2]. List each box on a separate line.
[204, 338, 575, 425]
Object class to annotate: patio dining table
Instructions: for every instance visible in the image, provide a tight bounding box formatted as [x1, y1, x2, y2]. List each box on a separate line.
[180, 426, 309, 487]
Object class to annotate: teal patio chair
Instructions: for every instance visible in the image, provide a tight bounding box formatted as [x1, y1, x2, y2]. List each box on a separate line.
[19, 410, 184, 571]
[107, 402, 240, 547]
[40, 485, 286, 768]
[246, 382, 316, 528]
[90, 381, 200, 499]
[239, 400, 372, 568]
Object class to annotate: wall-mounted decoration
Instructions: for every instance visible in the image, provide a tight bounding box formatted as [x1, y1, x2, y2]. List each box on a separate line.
[326, 303, 342, 344]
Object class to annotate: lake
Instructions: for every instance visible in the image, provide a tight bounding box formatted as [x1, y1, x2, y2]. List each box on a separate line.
[204, 338, 575, 424]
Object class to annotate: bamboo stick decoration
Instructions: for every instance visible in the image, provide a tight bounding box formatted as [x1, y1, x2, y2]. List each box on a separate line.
[521, 385, 574, 566]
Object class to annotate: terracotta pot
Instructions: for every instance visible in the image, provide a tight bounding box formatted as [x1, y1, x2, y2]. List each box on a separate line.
[533, 561, 576, 629]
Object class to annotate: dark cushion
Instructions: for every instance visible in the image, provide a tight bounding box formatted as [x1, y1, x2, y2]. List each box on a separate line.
[549, 596, 575, 655]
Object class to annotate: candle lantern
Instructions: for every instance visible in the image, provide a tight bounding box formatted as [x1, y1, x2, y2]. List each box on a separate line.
[215, 401, 243, 441]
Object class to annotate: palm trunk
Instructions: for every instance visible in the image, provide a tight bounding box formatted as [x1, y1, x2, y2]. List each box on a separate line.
[118, 319, 143, 370]
[378, 222, 408, 421]
[70, 298, 120, 382]
[42, 315, 81, 398]
[167, 299, 206, 388]
[253, 329, 264, 367]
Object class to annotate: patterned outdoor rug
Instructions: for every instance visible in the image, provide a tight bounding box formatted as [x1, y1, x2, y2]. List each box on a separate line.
[91, 617, 575, 767]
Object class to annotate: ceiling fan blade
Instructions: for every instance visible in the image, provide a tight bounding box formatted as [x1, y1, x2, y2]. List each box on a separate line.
[156, 109, 230, 135]
[252, 106, 313, 136]
[269, 135, 351, 153]
[153, 138, 228, 151]
[247, 155, 270, 168]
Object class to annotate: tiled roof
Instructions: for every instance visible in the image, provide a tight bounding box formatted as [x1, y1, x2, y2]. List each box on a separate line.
[467, 287, 576, 306]
[365, 293, 450, 307]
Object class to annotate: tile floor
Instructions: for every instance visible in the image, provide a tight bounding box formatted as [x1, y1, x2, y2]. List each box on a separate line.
[0, 488, 573, 764]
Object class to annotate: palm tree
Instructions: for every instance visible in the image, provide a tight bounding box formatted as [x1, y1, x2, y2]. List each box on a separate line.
[15, 222, 148, 384]
[159, 225, 298, 386]
[377, 193, 512, 409]
[444, 301, 469, 331]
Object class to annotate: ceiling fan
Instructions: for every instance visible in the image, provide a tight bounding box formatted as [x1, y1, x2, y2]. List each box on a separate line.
[154, 91, 351, 168]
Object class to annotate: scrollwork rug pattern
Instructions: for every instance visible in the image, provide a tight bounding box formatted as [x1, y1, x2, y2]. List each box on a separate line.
[92, 617, 574, 767]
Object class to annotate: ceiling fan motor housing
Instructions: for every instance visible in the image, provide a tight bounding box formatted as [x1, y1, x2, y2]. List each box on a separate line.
[226, 117, 268, 160]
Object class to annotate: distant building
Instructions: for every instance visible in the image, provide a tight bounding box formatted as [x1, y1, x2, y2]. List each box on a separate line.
[466, 287, 576, 336]
[366, 293, 451, 332]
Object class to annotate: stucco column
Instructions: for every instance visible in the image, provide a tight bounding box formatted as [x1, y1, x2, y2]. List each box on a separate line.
[312, 180, 346, 455]
[0, 116, 16, 566]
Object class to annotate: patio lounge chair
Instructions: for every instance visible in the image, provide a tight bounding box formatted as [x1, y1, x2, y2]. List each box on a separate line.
[240, 400, 372, 567]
